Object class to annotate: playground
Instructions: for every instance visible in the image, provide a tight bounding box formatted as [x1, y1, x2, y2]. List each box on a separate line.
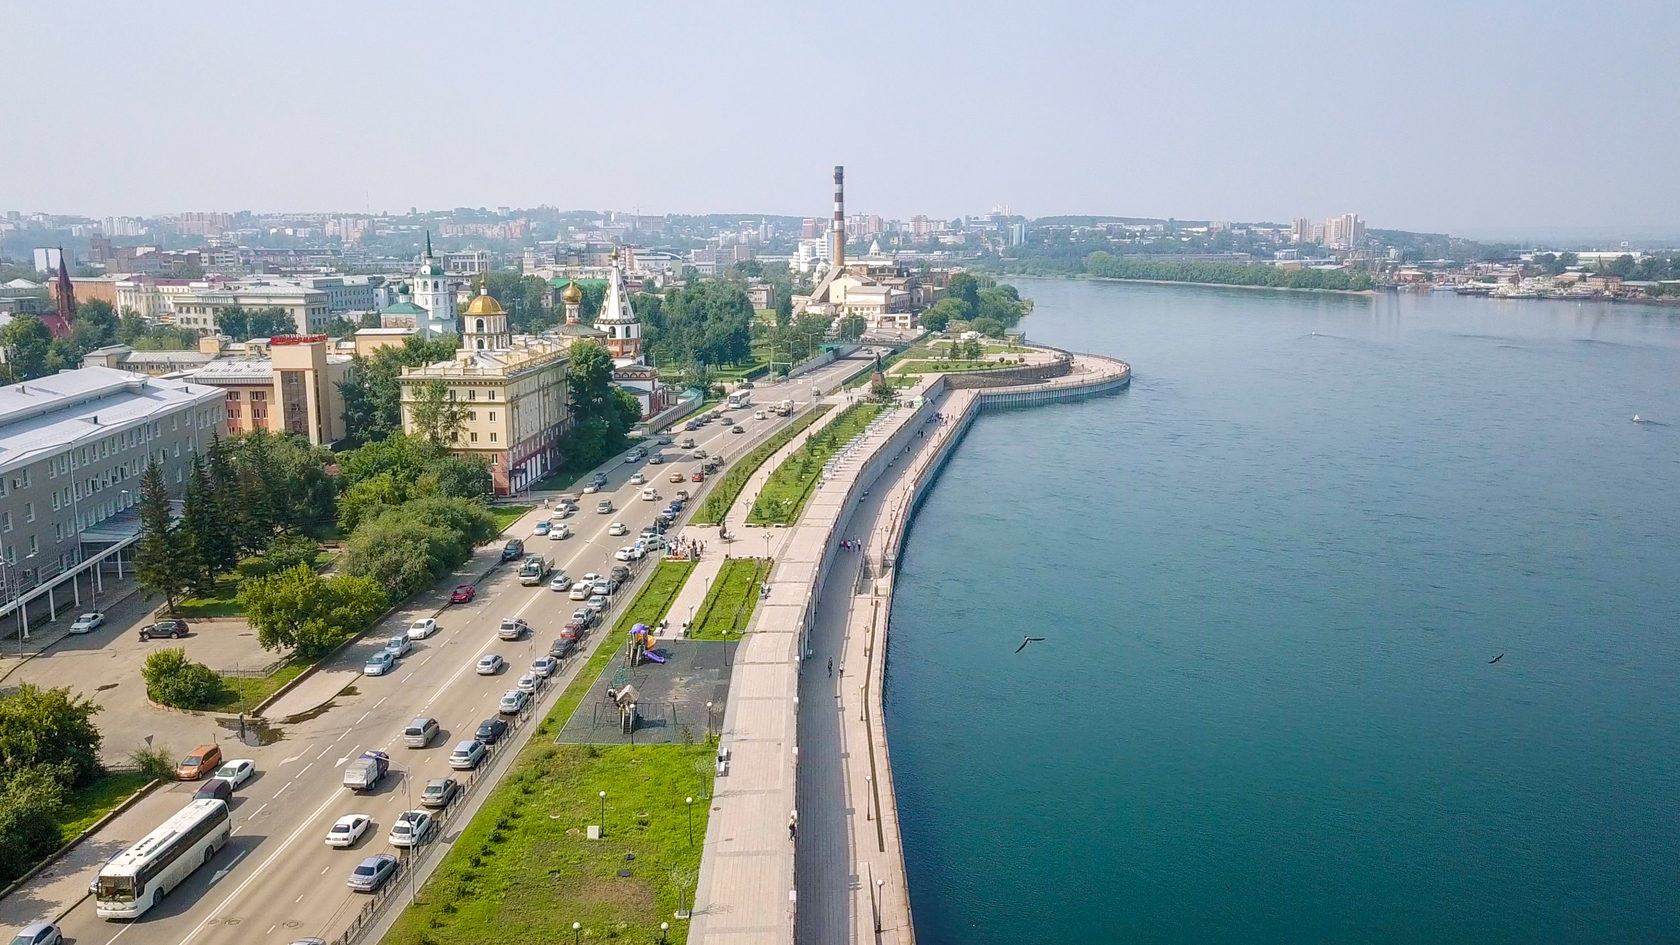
[555, 628, 737, 745]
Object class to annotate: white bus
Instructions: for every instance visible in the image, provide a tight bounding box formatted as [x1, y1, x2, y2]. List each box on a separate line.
[95, 798, 232, 919]
[726, 389, 752, 409]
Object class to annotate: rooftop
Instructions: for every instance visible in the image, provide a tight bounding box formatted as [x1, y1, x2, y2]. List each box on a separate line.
[0, 367, 223, 475]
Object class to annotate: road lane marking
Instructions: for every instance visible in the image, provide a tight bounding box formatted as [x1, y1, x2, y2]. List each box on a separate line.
[316, 743, 337, 759]
[251, 802, 267, 818]
[356, 711, 371, 724]
[299, 762, 313, 777]
[334, 746, 361, 767]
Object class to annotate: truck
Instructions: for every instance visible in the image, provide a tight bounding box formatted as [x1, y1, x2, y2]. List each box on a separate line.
[518, 554, 549, 585]
[342, 751, 389, 791]
[774, 399, 794, 417]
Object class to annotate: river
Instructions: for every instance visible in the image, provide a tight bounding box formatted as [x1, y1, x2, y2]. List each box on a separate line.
[884, 280, 1680, 944]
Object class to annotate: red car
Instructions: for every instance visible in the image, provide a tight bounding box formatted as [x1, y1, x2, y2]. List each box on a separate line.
[691, 471, 705, 482]
[449, 584, 476, 604]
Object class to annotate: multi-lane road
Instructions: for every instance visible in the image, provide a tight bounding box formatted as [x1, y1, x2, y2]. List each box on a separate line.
[40, 354, 873, 945]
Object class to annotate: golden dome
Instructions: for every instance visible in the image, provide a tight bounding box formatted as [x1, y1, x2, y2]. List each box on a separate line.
[464, 285, 505, 317]
[561, 279, 583, 305]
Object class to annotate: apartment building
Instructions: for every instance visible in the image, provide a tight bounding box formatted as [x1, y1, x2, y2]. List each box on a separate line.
[0, 367, 226, 633]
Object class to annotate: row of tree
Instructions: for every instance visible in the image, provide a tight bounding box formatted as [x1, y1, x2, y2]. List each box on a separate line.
[0, 299, 207, 384]
[0, 684, 105, 885]
[1085, 251, 1376, 291]
[919, 273, 1031, 337]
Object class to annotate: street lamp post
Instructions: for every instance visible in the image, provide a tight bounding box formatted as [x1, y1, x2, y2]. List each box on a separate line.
[686, 796, 694, 847]
[660, 921, 669, 943]
[572, 921, 581, 945]
[599, 791, 606, 836]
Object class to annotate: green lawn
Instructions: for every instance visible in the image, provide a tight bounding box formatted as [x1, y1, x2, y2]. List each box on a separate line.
[383, 557, 709, 945]
[59, 771, 154, 841]
[691, 405, 833, 525]
[688, 558, 770, 640]
[383, 743, 714, 945]
[747, 402, 885, 525]
[172, 576, 243, 618]
[205, 660, 309, 714]
[488, 505, 535, 534]
[892, 359, 1014, 374]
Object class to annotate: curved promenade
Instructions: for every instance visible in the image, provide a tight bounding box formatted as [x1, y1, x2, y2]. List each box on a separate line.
[688, 350, 1129, 945]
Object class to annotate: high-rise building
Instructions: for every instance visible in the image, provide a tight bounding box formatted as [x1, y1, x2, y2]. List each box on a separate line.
[802, 218, 820, 239]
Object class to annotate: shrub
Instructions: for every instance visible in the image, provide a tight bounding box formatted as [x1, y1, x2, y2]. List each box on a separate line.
[129, 744, 177, 781]
[238, 565, 388, 659]
[142, 648, 224, 710]
[236, 533, 321, 582]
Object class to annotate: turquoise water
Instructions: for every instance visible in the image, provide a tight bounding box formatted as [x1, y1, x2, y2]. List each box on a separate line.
[884, 281, 1680, 944]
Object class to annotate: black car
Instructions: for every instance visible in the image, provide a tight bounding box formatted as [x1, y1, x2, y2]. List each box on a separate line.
[419, 777, 460, 810]
[609, 565, 631, 583]
[501, 539, 525, 562]
[138, 619, 189, 640]
[549, 638, 575, 659]
[195, 777, 233, 803]
[475, 718, 509, 745]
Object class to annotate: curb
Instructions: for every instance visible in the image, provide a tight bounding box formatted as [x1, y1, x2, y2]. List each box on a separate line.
[0, 776, 163, 913]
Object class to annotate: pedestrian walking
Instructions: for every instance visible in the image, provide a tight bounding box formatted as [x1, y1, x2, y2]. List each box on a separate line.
[827, 657, 833, 677]
[788, 810, 798, 840]
[838, 663, 845, 679]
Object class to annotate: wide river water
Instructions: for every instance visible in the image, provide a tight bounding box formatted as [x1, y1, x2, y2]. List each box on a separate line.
[884, 279, 1680, 944]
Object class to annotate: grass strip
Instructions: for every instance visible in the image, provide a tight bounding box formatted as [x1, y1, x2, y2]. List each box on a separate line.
[688, 558, 771, 640]
[747, 402, 885, 525]
[691, 405, 833, 525]
[383, 557, 706, 945]
[487, 504, 534, 535]
[891, 359, 1016, 374]
[59, 771, 154, 841]
[205, 660, 308, 714]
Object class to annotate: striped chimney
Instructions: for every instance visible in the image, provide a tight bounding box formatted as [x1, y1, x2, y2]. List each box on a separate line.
[831, 165, 845, 267]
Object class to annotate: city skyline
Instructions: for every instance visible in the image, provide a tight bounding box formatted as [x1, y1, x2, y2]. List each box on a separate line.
[4, 1, 1678, 240]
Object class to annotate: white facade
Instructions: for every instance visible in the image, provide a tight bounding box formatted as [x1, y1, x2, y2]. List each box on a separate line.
[412, 246, 459, 338]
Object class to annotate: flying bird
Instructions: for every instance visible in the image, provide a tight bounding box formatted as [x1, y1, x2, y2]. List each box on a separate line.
[1489, 653, 1504, 664]
[1016, 637, 1045, 653]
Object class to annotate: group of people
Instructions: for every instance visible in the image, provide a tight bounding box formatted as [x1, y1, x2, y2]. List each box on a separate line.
[839, 536, 864, 552]
[671, 536, 707, 559]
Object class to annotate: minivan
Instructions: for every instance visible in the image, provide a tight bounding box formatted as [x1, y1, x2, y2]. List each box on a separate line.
[404, 717, 439, 748]
[177, 744, 223, 781]
[194, 777, 234, 804]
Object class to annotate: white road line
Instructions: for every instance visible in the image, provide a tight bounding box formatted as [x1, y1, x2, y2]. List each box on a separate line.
[299, 762, 313, 777]
[251, 802, 268, 818]
[295, 894, 305, 903]
[266, 924, 275, 935]
[316, 743, 336, 759]
[372, 696, 387, 710]
[356, 711, 371, 724]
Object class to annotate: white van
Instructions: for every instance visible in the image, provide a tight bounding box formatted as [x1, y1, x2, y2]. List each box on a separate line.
[403, 717, 439, 748]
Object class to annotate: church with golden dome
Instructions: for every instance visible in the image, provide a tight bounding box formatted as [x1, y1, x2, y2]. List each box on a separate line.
[398, 282, 571, 495]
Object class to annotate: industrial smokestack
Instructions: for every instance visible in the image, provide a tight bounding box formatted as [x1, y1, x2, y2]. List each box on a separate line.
[831, 165, 845, 268]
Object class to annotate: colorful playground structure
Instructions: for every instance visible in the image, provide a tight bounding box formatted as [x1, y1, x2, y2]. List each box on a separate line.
[629, 623, 667, 665]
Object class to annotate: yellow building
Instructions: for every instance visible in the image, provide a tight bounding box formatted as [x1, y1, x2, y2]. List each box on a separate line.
[185, 335, 351, 446]
[399, 287, 570, 494]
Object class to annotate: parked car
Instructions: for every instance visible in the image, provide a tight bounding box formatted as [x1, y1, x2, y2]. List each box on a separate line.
[448, 740, 486, 770]
[608, 521, 628, 536]
[516, 672, 542, 694]
[549, 638, 575, 659]
[569, 583, 592, 601]
[419, 777, 459, 810]
[325, 814, 371, 848]
[615, 545, 643, 562]
[10, 922, 62, 945]
[692, 471, 705, 482]
[387, 810, 434, 848]
[593, 578, 617, 596]
[610, 564, 632, 582]
[641, 487, 659, 501]
[675, 490, 690, 502]
[176, 744, 223, 781]
[498, 689, 529, 715]
[195, 778, 233, 804]
[549, 573, 572, 592]
[501, 539, 525, 561]
[498, 617, 530, 640]
[213, 759, 256, 788]
[346, 854, 398, 892]
[530, 656, 558, 678]
[138, 619, 189, 640]
[363, 651, 395, 676]
[450, 584, 476, 604]
[570, 608, 596, 627]
[585, 595, 609, 614]
[383, 635, 412, 659]
[475, 654, 505, 675]
[68, 612, 104, 635]
[475, 718, 509, 744]
[407, 618, 438, 640]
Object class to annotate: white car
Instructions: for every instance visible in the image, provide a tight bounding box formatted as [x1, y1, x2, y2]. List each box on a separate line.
[326, 814, 371, 848]
[549, 574, 572, 592]
[641, 488, 658, 502]
[585, 595, 609, 613]
[614, 545, 641, 561]
[629, 472, 646, 485]
[754, 410, 766, 420]
[547, 523, 571, 540]
[569, 583, 592, 601]
[406, 618, 437, 640]
[596, 500, 614, 514]
[213, 759, 256, 788]
[387, 810, 434, 848]
[498, 689, 529, 714]
[68, 612, 105, 634]
[592, 579, 614, 597]
[516, 672, 542, 694]
[530, 656, 558, 678]
[607, 521, 628, 537]
[581, 482, 600, 494]
[475, 654, 505, 675]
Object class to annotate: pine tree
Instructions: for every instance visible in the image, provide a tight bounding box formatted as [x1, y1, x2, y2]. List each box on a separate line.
[134, 461, 185, 612]
[176, 454, 216, 597]
[189, 451, 238, 575]
[236, 430, 278, 545]
[207, 434, 256, 556]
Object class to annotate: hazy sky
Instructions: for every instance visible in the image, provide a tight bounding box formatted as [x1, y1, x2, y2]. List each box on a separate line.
[5, 0, 1677, 239]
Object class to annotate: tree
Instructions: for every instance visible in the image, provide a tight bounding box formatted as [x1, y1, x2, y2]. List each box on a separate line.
[836, 314, 867, 341]
[236, 533, 320, 582]
[0, 315, 60, 384]
[175, 454, 217, 596]
[238, 565, 387, 659]
[919, 298, 965, 333]
[0, 684, 104, 787]
[408, 379, 470, 447]
[142, 648, 224, 710]
[558, 342, 636, 470]
[946, 272, 982, 319]
[338, 337, 458, 445]
[134, 461, 187, 612]
[0, 765, 69, 886]
[186, 452, 238, 577]
[970, 317, 1006, 339]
